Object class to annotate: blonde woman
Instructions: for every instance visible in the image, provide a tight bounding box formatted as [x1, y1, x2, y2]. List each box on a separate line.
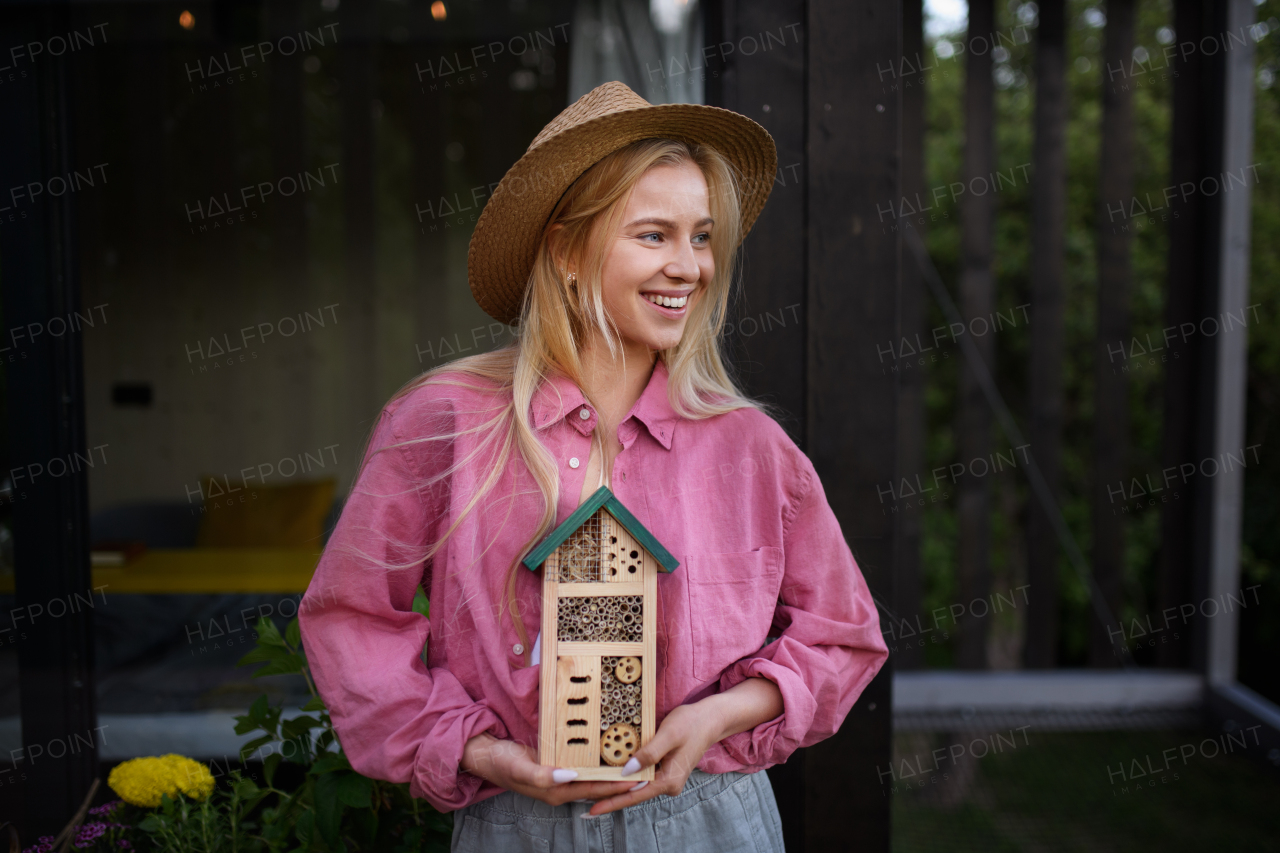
[299, 82, 887, 853]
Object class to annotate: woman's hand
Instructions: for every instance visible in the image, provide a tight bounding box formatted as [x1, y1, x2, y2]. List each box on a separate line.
[583, 676, 784, 817]
[460, 733, 635, 807]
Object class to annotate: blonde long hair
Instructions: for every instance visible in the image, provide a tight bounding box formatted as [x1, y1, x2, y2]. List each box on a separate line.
[358, 138, 763, 655]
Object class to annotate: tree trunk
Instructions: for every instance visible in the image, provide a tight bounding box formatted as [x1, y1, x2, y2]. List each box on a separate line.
[896, 0, 927, 670]
[1090, 0, 1136, 667]
[1024, 0, 1068, 668]
[956, 0, 996, 669]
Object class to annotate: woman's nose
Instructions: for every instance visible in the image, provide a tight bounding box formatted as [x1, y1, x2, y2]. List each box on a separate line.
[665, 241, 700, 282]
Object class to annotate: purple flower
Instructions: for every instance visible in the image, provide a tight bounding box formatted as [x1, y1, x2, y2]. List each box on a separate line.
[88, 801, 123, 818]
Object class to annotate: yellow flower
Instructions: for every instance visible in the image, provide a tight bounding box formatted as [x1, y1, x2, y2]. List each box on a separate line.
[107, 754, 216, 808]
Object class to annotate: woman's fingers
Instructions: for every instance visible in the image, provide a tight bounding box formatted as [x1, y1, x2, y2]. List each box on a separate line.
[620, 718, 680, 776]
[584, 770, 675, 815]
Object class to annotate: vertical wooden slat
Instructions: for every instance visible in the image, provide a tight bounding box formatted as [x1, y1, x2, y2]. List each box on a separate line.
[553, 656, 601, 766]
[715, 0, 808, 443]
[538, 573, 560, 763]
[805, 1, 898, 850]
[710, 1, 898, 849]
[955, 0, 996, 670]
[895, 0, 926, 671]
[1, 0, 99, 834]
[1158, 0, 1218, 670]
[642, 552, 658, 760]
[1088, 0, 1136, 667]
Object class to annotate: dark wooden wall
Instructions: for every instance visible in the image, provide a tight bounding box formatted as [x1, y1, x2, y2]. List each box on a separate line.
[0, 2, 100, 835]
[709, 1, 899, 850]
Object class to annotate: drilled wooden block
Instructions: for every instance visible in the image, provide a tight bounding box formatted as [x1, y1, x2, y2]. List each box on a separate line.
[553, 656, 601, 767]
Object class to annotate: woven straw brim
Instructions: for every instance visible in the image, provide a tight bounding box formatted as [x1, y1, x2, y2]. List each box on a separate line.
[467, 103, 778, 324]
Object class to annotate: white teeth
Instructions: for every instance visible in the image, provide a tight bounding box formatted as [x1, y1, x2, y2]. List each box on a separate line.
[645, 294, 687, 309]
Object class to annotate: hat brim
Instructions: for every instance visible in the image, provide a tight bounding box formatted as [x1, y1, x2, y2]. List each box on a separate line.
[467, 102, 779, 324]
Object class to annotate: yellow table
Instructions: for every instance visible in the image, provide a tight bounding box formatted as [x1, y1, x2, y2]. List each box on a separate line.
[0, 548, 321, 594]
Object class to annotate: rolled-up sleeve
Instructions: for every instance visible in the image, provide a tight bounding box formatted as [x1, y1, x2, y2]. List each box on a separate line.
[298, 401, 509, 812]
[703, 455, 888, 771]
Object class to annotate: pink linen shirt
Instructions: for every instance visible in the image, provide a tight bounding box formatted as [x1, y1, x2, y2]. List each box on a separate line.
[298, 358, 887, 814]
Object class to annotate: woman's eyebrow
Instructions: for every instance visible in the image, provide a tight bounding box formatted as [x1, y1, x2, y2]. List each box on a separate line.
[624, 216, 715, 229]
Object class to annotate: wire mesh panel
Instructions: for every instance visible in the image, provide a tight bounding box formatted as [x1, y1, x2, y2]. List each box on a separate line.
[547, 510, 605, 582]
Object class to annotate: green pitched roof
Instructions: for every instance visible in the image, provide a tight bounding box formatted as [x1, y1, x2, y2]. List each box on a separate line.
[522, 485, 679, 573]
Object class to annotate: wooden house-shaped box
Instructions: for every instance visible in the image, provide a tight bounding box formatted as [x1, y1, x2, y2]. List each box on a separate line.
[522, 486, 679, 781]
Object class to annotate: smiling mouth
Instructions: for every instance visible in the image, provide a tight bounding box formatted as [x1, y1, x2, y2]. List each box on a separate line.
[643, 293, 689, 309]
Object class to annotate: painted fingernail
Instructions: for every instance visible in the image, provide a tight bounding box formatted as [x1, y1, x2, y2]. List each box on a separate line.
[628, 780, 649, 792]
[620, 757, 641, 776]
[579, 811, 602, 820]
[552, 769, 578, 784]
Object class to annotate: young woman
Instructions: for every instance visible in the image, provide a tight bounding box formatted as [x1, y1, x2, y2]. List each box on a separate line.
[299, 82, 887, 853]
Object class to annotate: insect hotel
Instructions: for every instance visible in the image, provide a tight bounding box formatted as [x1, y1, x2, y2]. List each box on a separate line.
[523, 485, 679, 781]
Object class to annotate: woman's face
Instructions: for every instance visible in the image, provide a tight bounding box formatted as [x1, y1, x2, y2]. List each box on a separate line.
[595, 159, 715, 355]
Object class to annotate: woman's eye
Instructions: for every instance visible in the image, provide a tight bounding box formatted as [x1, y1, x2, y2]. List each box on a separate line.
[693, 232, 710, 244]
[640, 232, 663, 242]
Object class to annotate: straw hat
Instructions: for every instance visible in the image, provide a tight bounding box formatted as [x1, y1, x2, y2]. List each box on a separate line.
[467, 81, 778, 324]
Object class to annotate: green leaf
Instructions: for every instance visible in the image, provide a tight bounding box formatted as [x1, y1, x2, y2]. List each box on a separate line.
[301, 695, 328, 712]
[263, 751, 283, 787]
[294, 809, 315, 850]
[336, 772, 373, 809]
[309, 751, 351, 776]
[281, 714, 322, 741]
[255, 616, 287, 647]
[234, 694, 272, 733]
[283, 734, 315, 766]
[238, 644, 292, 667]
[313, 772, 345, 851]
[239, 733, 276, 761]
[251, 653, 307, 678]
[412, 585, 430, 618]
[286, 616, 302, 648]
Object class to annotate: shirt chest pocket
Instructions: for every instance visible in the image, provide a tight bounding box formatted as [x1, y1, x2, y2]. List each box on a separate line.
[682, 547, 783, 682]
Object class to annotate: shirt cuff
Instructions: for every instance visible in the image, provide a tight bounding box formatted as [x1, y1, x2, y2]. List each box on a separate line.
[409, 702, 511, 812]
[703, 655, 812, 771]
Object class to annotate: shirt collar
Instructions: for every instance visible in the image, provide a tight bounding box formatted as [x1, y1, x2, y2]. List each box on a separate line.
[530, 358, 679, 450]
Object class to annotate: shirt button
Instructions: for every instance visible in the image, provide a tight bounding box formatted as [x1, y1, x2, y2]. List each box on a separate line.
[579, 408, 590, 420]
[513, 643, 524, 655]
[569, 457, 580, 468]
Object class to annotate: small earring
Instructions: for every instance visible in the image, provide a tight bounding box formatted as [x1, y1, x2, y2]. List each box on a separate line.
[566, 271, 577, 287]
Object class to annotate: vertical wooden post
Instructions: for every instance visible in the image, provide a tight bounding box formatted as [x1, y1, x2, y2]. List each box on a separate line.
[1027, 0, 1070, 669]
[710, 1, 898, 849]
[896, 0, 927, 672]
[804, 2, 897, 849]
[1202, 0, 1256, 685]
[1089, 0, 1136, 667]
[339, 1, 380, 425]
[955, 0, 996, 670]
[0, 1, 99, 835]
[1158, 0, 1227, 671]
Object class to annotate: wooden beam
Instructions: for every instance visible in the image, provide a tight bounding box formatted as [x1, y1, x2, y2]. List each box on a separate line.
[710, 1, 898, 849]
[805, 1, 898, 850]
[1203, 0, 1257, 685]
[0, 0, 99, 835]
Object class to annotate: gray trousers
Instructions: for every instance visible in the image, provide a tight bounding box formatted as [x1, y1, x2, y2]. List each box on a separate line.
[450, 769, 785, 853]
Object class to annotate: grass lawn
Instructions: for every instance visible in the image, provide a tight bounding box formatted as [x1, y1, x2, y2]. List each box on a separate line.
[891, 730, 1280, 852]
